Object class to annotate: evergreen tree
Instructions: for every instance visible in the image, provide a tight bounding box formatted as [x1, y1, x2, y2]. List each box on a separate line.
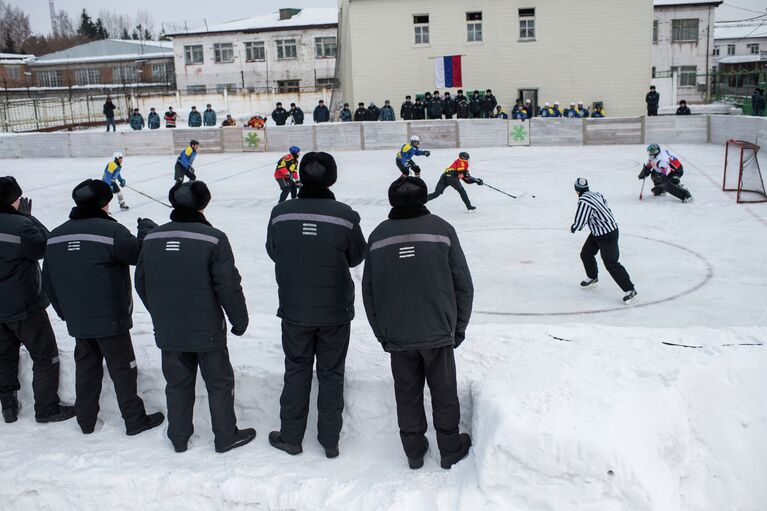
[95, 19, 108, 39]
[120, 27, 130, 40]
[2, 32, 16, 53]
[77, 9, 95, 38]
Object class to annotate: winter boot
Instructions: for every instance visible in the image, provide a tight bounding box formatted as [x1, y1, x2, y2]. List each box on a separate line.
[1, 392, 20, 423]
[467, 205, 477, 212]
[408, 438, 429, 470]
[126, 412, 165, 436]
[324, 445, 339, 459]
[440, 433, 472, 469]
[216, 427, 256, 453]
[36, 404, 76, 423]
[268, 431, 302, 455]
[580, 277, 598, 288]
[622, 289, 638, 304]
[119, 202, 130, 210]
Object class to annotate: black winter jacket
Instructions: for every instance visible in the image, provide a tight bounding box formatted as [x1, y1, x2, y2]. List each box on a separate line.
[442, 97, 456, 117]
[136, 209, 248, 352]
[413, 102, 426, 120]
[367, 105, 380, 121]
[272, 107, 289, 126]
[354, 107, 368, 121]
[482, 94, 498, 116]
[290, 107, 305, 125]
[43, 208, 153, 339]
[427, 98, 443, 119]
[456, 99, 470, 119]
[266, 188, 366, 326]
[313, 105, 330, 123]
[469, 96, 483, 116]
[400, 101, 414, 120]
[0, 206, 50, 322]
[362, 207, 473, 352]
[646, 91, 660, 108]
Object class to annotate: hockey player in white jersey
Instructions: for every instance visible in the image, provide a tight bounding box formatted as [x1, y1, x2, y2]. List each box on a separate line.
[639, 144, 692, 202]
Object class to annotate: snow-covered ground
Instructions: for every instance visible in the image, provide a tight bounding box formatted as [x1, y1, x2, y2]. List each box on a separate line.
[1, 144, 765, 510]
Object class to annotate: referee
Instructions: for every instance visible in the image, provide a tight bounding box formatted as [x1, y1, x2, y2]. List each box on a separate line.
[570, 178, 637, 304]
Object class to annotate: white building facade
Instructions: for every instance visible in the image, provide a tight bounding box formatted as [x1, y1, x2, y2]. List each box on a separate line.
[651, 0, 722, 104]
[168, 8, 337, 94]
[713, 22, 767, 68]
[338, 0, 653, 117]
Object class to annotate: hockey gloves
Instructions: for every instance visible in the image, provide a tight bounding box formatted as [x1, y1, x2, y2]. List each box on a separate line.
[475, 178, 484, 186]
[424, 151, 431, 157]
[17, 197, 32, 216]
[118, 177, 126, 187]
[638, 165, 651, 180]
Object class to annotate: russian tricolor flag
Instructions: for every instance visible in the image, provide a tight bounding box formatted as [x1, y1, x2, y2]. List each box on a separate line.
[435, 55, 462, 89]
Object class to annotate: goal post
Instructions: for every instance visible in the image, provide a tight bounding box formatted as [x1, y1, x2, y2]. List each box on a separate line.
[723, 140, 767, 204]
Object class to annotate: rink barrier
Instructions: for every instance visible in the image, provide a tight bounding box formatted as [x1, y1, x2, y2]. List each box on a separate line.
[0, 116, 766, 159]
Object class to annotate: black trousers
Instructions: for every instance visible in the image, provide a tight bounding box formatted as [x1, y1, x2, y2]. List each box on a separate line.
[427, 175, 473, 209]
[396, 158, 421, 177]
[651, 171, 690, 201]
[277, 178, 298, 203]
[390, 346, 461, 459]
[279, 320, 350, 448]
[75, 333, 148, 431]
[0, 310, 61, 418]
[174, 161, 195, 183]
[580, 229, 634, 292]
[647, 106, 658, 116]
[161, 348, 238, 448]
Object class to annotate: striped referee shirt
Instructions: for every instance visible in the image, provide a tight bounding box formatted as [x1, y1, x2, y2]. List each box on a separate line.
[571, 191, 618, 236]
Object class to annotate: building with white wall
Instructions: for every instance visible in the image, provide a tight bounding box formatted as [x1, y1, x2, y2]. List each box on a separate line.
[652, 0, 722, 104]
[338, 0, 652, 117]
[167, 8, 337, 94]
[713, 21, 767, 67]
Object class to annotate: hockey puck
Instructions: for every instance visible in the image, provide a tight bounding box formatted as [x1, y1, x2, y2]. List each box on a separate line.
[532, 195, 536, 198]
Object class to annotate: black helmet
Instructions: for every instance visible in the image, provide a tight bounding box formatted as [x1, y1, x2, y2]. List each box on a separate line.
[459, 152, 470, 160]
[190, 139, 200, 146]
[574, 178, 589, 193]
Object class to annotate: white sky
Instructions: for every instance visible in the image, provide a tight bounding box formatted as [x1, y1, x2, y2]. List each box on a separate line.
[10, 0, 767, 35]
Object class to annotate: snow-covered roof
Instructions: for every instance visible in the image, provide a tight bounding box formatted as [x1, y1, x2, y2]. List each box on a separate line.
[654, 0, 722, 6]
[168, 8, 337, 36]
[33, 39, 173, 65]
[0, 53, 34, 60]
[717, 54, 766, 64]
[715, 23, 767, 41]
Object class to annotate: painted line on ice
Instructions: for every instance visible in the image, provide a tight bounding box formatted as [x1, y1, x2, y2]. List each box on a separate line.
[467, 227, 714, 317]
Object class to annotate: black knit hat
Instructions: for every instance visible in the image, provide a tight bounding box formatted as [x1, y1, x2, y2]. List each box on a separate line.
[389, 177, 427, 208]
[0, 176, 22, 207]
[72, 179, 113, 209]
[169, 181, 211, 210]
[299, 152, 337, 190]
[574, 178, 589, 194]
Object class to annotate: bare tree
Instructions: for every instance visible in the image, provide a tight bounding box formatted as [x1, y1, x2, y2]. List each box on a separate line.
[135, 9, 155, 40]
[0, 0, 32, 52]
[54, 10, 76, 38]
[98, 10, 133, 40]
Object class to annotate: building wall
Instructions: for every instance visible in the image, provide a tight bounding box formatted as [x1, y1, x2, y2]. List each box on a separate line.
[22, 58, 175, 88]
[171, 27, 337, 93]
[0, 62, 30, 88]
[652, 4, 717, 103]
[713, 36, 767, 67]
[339, 0, 652, 117]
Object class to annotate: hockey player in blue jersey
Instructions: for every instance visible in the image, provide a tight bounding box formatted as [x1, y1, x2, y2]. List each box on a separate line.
[175, 140, 199, 183]
[102, 152, 129, 210]
[396, 135, 430, 177]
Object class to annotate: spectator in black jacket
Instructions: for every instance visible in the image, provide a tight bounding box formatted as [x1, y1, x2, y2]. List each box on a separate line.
[401, 96, 414, 120]
[272, 102, 289, 126]
[442, 92, 456, 119]
[103, 97, 116, 132]
[646, 86, 660, 116]
[188, 106, 202, 127]
[362, 177, 473, 470]
[427, 91, 443, 120]
[482, 89, 497, 118]
[676, 100, 691, 115]
[313, 99, 330, 123]
[469, 91, 483, 118]
[456, 90, 467, 103]
[354, 102, 368, 122]
[367, 102, 381, 121]
[43, 179, 164, 435]
[136, 181, 255, 454]
[751, 88, 765, 117]
[456, 96, 470, 119]
[266, 152, 366, 458]
[0, 177, 74, 425]
[289, 103, 304, 125]
[413, 98, 426, 120]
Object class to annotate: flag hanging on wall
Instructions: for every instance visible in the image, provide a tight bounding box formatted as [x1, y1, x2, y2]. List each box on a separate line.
[435, 55, 463, 88]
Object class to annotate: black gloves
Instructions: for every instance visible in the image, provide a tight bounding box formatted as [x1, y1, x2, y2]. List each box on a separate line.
[638, 164, 651, 180]
[231, 326, 246, 336]
[424, 151, 431, 157]
[118, 177, 126, 187]
[137, 218, 158, 240]
[17, 197, 32, 216]
[475, 178, 484, 186]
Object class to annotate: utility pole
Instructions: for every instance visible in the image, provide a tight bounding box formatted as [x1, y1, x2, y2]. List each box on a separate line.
[49, 0, 57, 37]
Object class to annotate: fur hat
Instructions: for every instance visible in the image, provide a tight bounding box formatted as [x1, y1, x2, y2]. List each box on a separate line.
[0, 176, 22, 207]
[388, 177, 428, 208]
[169, 181, 211, 210]
[72, 179, 113, 209]
[299, 152, 338, 190]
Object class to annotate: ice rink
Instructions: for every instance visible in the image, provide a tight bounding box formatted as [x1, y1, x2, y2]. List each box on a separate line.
[1, 143, 766, 510]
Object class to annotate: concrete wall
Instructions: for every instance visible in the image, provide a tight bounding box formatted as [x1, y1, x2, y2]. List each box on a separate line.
[1, 116, 765, 159]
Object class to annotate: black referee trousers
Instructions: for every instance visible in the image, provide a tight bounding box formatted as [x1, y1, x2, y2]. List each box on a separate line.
[580, 229, 634, 292]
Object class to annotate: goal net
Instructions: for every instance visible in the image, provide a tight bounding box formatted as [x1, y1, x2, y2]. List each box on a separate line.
[723, 140, 766, 203]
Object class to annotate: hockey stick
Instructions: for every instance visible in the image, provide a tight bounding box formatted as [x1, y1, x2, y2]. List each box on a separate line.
[639, 177, 646, 201]
[482, 183, 518, 199]
[125, 185, 172, 208]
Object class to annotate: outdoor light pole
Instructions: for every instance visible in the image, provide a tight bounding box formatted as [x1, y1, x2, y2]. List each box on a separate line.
[24, 71, 40, 130]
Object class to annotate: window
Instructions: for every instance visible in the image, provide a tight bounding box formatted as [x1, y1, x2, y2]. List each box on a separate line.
[244, 41, 265, 62]
[414, 14, 429, 45]
[216, 83, 237, 93]
[213, 43, 234, 63]
[671, 19, 699, 42]
[653, 20, 658, 43]
[467, 12, 483, 42]
[37, 70, 61, 87]
[151, 63, 168, 81]
[74, 68, 100, 85]
[728, 44, 736, 55]
[652, 67, 656, 79]
[748, 43, 760, 54]
[316, 77, 338, 90]
[276, 39, 297, 59]
[187, 85, 206, 93]
[277, 80, 300, 93]
[712, 45, 720, 56]
[315, 36, 337, 58]
[519, 8, 535, 41]
[7, 66, 19, 80]
[112, 65, 137, 83]
[184, 44, 204, 65]
[672, 66, 697, 87]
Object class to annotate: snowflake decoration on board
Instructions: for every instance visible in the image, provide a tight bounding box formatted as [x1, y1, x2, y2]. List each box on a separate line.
[511, 124, 528, 142]
[245, 132, 261, 148]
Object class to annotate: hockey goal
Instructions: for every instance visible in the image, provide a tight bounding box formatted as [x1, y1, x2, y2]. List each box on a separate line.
[723, 140, 767, 203]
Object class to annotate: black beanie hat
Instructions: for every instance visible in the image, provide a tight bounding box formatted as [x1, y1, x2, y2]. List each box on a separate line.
[299, 152, 338, 190]
[169, 181, 211, 210]
[0, 176, 22, 207]
[388, 177, 428, 208]
[72, 179, 113, 209]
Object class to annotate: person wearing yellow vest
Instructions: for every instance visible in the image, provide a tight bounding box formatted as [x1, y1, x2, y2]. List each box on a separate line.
[426, 152, 483, 211]
[102, 152, 129, 210]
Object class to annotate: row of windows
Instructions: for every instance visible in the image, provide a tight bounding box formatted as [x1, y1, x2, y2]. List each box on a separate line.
[183, 37, 337, 65]
[32, 64, 170, 87]
[653, 19, 700, 43]
[186, 78, 337, 94]
[412, 9, 536, 45]
[712, 43, 760, 56]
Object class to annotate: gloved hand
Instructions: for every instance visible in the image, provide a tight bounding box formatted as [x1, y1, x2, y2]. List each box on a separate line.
[476, 178, 484, 185]
[454, 331, 466, 349]
[17, 197, 32, 216]
[118, 177, 126, 187]
[136, 217, 158, 240]
[638, 165, 651, 180]
[570, 227, 576, 234]
[231, 326, 246, 336]
[295, 180, 303, 188]
[188, 173, 197, 182]
[424, 151, 431, 157]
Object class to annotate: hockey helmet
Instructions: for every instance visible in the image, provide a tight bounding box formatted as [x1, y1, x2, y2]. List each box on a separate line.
[112, 151, 123, 160]
[290, 145, 301, 155]
[410, 135, 421, 147]
[459, 152, 470, 161]
[647, 143, 661, 157]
